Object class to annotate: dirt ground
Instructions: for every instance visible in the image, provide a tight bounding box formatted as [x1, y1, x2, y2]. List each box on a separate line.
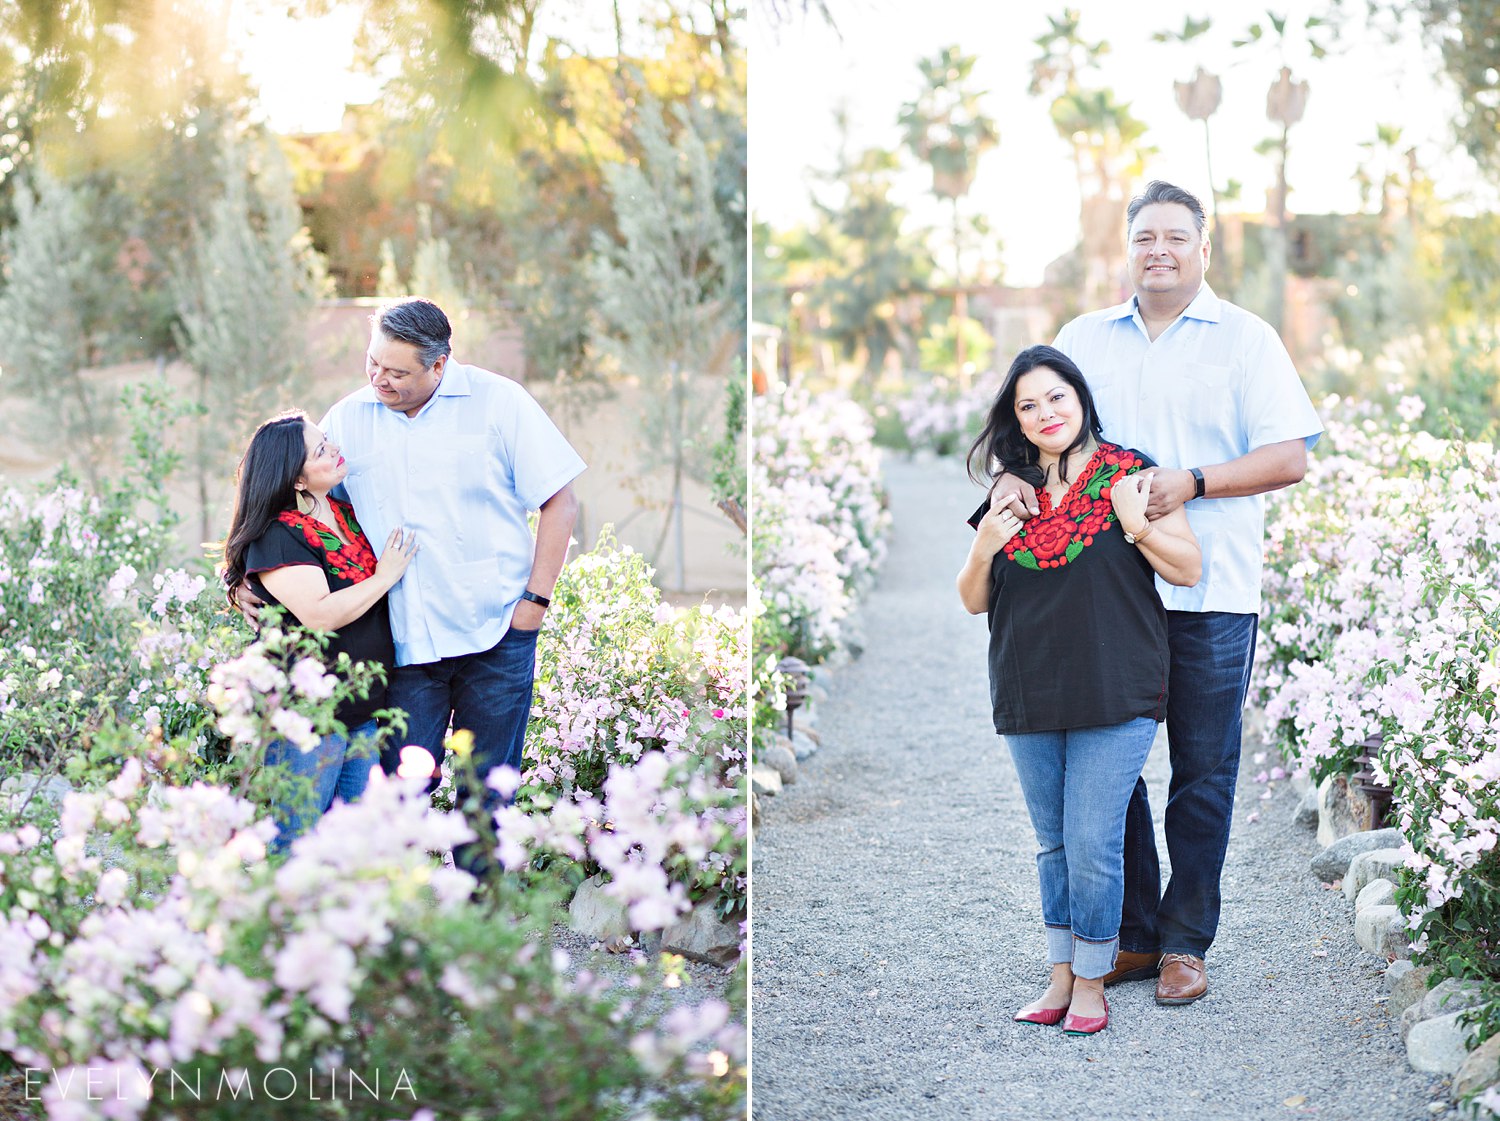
[0, 301, 746, 607]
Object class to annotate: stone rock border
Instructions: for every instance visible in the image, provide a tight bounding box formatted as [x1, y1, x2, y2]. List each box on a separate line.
[1300, 770, 1500, 1110]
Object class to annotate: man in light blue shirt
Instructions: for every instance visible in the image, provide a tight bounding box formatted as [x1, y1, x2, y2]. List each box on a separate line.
[1001, 182, 1321, 1005]
[323, 298, 585, 879]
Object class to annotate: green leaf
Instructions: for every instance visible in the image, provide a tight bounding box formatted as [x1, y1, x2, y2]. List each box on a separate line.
[1064, 540, 1084, 562]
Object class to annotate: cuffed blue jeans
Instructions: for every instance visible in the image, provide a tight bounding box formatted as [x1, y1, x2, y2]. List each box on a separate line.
[1119, 611, 1259, 959]
[1005, 717, 1158, 979]
[266, 718, 379, 852]
[384, 624, 540, 878]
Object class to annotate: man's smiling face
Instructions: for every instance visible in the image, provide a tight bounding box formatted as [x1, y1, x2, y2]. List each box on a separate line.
[1127, 201, 1210, 306]
[366, 330, 445, 417]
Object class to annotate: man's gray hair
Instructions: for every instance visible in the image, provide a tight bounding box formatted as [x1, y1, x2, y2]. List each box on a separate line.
[372, 298, 453, 368]
[1126, 181, 1208, 238]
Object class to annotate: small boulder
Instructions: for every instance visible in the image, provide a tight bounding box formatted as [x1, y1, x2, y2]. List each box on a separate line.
[1389, 964, 1435, 1018]
[1385, 959, 1417, 992]
[1317, 773, 1359, 846]
[662, 901, 743, 967]
[569, 875, 631, 943]
[751, 766, 783, 797]
[1453, 1033, 1500, 1100]
[1310, 827, 1403, 883]
[1407, 1011, 1472, 1074]
[1, 773, 73, 814]
[790, 730, 820, 761]
[1402, 1002, 1425, 1042]
[1422, 978, 1487, 1021]
[1356, 878, 1397, 913]
[1294, 786, 1320, 829]
[1344, 848, 1407, 902]
[758, 739, 799, 785]
[1355, 904, 1403, 955]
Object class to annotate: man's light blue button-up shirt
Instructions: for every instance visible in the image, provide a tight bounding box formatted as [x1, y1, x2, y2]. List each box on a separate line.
[322, 360, 586, 666]
[1054, 284, 1322, 615]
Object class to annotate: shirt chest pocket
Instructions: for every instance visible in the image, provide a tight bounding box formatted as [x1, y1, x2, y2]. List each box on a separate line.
[1181, 363, 1235, 427]
[415, 435, 495, 499]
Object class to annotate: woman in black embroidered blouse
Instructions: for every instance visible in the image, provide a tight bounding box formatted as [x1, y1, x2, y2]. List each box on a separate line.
[956, 345, 1201, 1036]
[220, 411, 418, 851]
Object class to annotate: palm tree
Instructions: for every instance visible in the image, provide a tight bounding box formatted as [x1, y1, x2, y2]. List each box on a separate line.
[898, 46, 999, 387]
[1031, 13, 1151, 309]
[1050, 88, 1152, 308]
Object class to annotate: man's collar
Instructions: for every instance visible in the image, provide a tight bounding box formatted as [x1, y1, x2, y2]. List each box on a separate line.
[1119, 284, 1223, 325]
[432, 358, 471, 397]
[352, 358, 472, 408]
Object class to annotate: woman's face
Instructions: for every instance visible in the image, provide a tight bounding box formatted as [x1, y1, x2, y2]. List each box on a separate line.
[297, 422, 347, 496]
[1013, 367, 1083, 456]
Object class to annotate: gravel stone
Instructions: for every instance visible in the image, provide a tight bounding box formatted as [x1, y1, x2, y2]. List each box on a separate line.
[751, 457, 1450, 1121]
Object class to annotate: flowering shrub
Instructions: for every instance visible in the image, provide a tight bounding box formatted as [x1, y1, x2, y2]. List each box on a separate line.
[1376, 577, 1500, 973]
[0, 395, 748, 1115]
[749, 381, 891, 762]
[873, 370, 1001, 457]
[1254, 400, 1500, 781]
[0, 389, 194, 766]
[503, 533, 748, 922]
[750, 382, 889, 666]
[1254, 396, 1500, 1051]
[0, 753, 744, 1119]
[2, 444, 747, 932]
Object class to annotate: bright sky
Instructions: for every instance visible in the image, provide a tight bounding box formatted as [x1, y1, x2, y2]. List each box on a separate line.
[750, 0, 1492, 285]
[230, 3, 378, 134]
[231, 0, 674, 135]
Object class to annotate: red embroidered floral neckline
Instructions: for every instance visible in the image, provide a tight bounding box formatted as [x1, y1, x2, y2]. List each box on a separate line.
[278, 500, 377, 584]
[1002, 443, 1145, 571]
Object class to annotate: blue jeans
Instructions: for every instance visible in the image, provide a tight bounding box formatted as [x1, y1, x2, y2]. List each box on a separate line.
[265, 718, 379, 852]
[1005, 717, 1158, 979]
[384, 625, 540, 877]
[1119, 611, 1259, 959]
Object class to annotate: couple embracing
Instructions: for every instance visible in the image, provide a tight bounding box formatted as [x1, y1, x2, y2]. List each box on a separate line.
[958, 182, 1323, 1034]
[219, 297, 585, 875]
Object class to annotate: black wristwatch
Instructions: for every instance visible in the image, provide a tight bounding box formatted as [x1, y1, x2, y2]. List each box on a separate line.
[1189, 467, 1206, 499]
[519, 589, 551, 609]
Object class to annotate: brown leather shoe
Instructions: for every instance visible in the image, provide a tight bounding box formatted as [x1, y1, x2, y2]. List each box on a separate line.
[1101, 950, 1161, 986]
[1155, 953, 1207, 1005]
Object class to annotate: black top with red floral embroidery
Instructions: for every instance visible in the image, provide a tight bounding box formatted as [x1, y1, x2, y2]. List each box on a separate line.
[967, 443, 1169, 734]
[245, 499, 393, 728]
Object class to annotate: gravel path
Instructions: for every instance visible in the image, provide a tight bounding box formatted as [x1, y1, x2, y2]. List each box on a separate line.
[750, 455, 1452, 1121]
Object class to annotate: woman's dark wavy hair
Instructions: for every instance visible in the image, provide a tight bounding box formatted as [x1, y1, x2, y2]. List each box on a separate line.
[220, 411, 309, 608]
[965, 345, 1104, 488]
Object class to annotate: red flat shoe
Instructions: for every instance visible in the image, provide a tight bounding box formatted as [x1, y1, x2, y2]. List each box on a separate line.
[1013, 1005, 1067, 1026]
[1062, 996, 1109, 1035]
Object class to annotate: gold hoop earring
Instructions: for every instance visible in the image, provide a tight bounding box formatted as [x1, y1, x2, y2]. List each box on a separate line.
[295, 489, 316, 516]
